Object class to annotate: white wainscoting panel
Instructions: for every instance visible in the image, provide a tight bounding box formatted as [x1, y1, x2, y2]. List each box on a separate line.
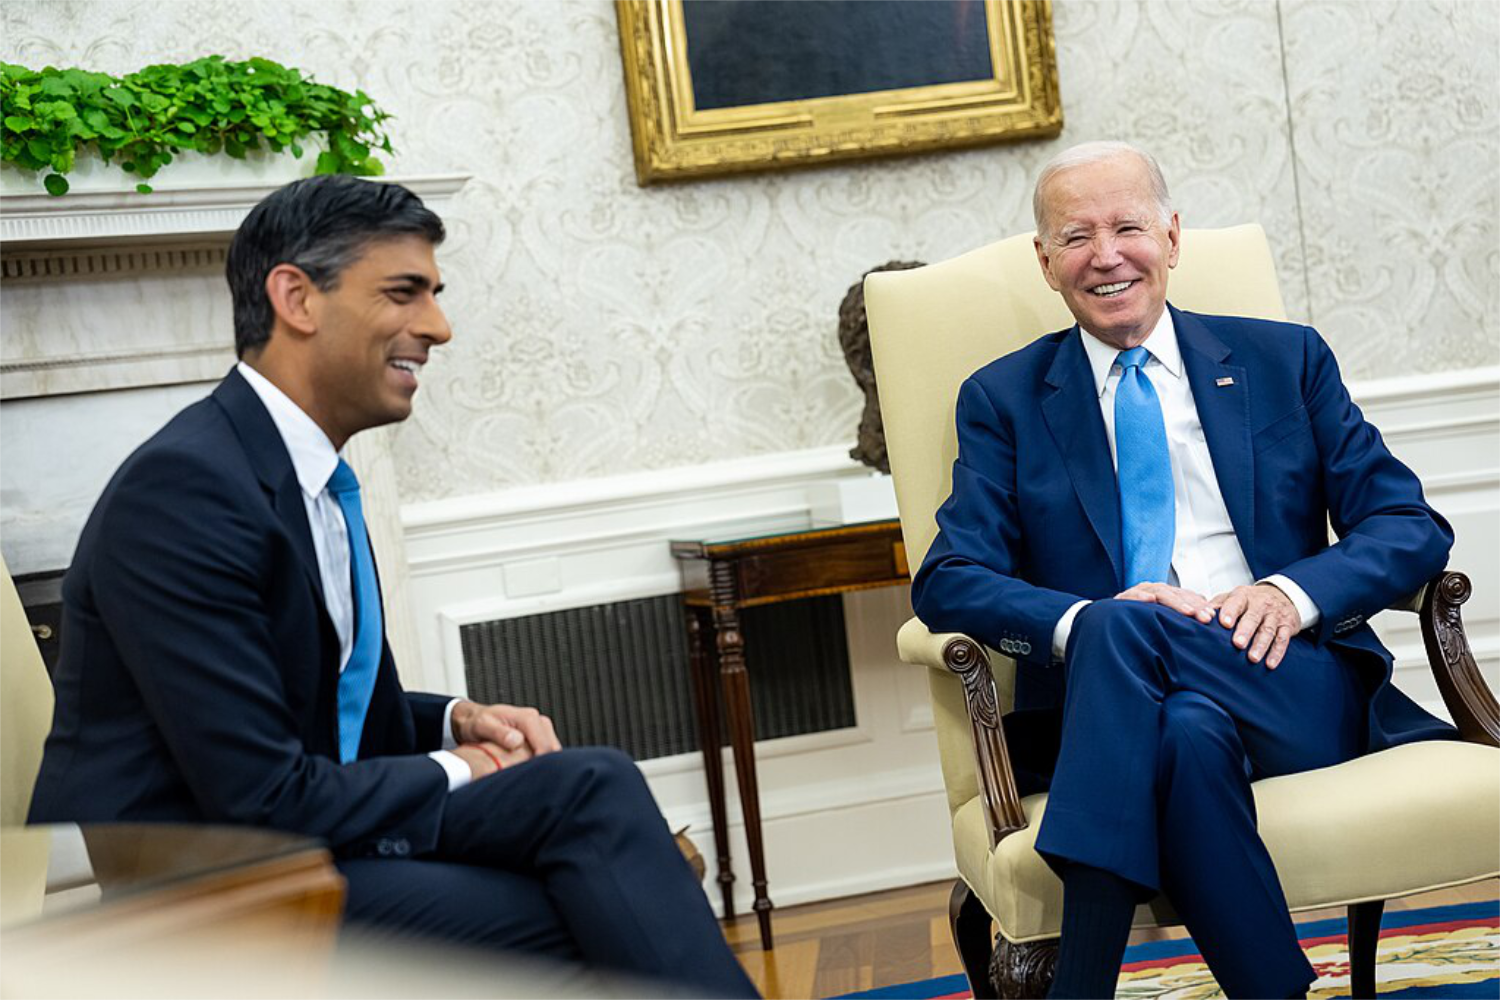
[398, 366, 1497, 912]
[402, 448, 955, 915]
[1352, 368, 1500, 719]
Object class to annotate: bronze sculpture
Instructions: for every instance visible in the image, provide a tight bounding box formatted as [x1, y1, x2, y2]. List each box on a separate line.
[838, 260, 925, 474]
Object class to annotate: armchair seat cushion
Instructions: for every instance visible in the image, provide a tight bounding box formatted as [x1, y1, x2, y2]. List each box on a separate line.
[955, 739, 1500, 943]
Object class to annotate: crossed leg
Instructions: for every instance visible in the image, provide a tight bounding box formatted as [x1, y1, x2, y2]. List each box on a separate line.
[341, 747, 757, 998]
[1037, 600, 1367, 998]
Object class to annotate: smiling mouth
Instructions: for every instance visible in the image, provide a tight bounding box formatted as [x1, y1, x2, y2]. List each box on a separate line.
[389, 358, 424, 385]
[1089, 280, 1136, 298]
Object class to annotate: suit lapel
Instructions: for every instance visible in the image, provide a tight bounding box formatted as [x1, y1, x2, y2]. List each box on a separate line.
[1041, 328, 1123, 587]
[211, 369, 328, 606]
[1173, 306, 1256, 568]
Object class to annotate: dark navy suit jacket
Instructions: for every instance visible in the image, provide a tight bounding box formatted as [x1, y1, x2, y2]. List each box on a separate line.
[29, 369, 452, 857]
[911, 306, 1454, 783]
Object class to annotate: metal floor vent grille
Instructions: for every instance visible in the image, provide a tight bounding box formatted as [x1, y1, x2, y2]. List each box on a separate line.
[460, 594, 856, 761]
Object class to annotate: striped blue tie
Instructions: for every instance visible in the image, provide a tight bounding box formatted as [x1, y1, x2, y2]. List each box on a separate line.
[328, 459, 383, 764]
[1115, 347, 1175, 587]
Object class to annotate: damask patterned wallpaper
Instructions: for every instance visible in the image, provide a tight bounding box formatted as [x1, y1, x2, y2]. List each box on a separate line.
[4, 0, 1495, 502]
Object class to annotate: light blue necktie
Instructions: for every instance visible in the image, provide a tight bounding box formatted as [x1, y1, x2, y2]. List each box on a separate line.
[328, 459, 383, 764]
[1115, 347, 1175, 587]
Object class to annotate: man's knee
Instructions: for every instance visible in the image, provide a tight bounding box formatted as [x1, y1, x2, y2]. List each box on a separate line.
[536, 746, 653, 807]
[1067, 600, 1172, 681]
[1072, 597, 1169, 645]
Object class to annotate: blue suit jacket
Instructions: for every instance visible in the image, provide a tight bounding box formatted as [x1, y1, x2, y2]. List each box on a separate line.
[911, 306, 1454, 765]
[29, 369, 452, 857]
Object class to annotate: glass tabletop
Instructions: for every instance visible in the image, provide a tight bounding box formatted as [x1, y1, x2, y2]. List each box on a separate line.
[1, 823, 324, 928]
[673, 515, 900, 549]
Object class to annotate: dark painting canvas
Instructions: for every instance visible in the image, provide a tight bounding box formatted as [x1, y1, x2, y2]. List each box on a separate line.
[682, 0, 994, 110]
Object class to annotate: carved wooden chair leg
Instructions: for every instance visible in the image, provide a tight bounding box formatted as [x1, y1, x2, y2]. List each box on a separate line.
[992, 936, 1059, 999]
[1347, 899, 1385, 998]
[949, 881, 999, 1000]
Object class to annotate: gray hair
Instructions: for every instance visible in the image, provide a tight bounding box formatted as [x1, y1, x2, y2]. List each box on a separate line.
[1032, 141, 1173, 241]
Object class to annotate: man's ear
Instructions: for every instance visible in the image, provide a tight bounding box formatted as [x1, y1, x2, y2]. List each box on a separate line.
[1034, 236, 1062, 292]
[264, 264, 319, 337]
[1166, 212, 1182, 269]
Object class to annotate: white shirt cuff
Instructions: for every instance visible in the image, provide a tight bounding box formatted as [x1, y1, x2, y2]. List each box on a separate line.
[1259, 574, 1321, 631]
[440, 698, 461, 750]
[428, 750, 472, 792]
[1052, 600, 1091, 660]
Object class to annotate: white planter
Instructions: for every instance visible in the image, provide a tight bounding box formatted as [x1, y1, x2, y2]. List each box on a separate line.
[0, 143, 321, 197]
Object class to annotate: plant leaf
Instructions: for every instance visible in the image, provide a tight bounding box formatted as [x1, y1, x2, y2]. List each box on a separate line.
[43, 172, 69, 196]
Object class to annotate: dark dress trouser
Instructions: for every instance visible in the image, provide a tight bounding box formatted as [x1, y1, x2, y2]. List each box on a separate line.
[1034, 600, 1368, 999]
[337, 747, 758, 998]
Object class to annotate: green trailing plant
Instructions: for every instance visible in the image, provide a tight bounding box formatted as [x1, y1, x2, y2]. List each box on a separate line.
[1, 55, 394, 196]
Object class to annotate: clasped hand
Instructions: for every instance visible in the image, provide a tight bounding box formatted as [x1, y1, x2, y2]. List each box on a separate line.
[449, 701, 563, 779]
[1113, 581, 1302, 669]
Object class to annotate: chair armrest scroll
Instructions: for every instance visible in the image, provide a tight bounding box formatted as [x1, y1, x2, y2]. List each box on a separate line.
[1419, 572, 1500, 747]
[898, 617, 1028, 846]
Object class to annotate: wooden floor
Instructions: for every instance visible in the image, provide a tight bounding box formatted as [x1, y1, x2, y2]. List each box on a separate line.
[724, 878, 1499, 999]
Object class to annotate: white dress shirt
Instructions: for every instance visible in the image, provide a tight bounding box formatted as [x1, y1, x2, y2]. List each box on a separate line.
[237, 363, 470, 790]
[1049, 312, 1321, 657]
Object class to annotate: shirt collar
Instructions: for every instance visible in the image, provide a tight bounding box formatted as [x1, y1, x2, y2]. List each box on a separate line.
[236, 362, 341, 498]
[1078, 306, 1182, 398]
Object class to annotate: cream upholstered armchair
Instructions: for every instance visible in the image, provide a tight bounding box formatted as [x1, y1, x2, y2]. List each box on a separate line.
[864, 226, 1500, 999]
[2, 556, 53, 829]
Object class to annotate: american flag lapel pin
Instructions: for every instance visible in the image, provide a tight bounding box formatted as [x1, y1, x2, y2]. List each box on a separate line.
[1216, 377, 1235, 387]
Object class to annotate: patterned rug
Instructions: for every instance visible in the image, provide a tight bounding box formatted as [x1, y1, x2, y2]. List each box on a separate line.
[837, 900, 1499, 999]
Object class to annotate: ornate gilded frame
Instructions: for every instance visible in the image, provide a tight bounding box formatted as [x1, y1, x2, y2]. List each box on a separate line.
[615, 0, 1063, 185]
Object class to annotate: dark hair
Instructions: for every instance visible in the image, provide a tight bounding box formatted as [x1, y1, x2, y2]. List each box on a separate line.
[226, 174, 446, 357]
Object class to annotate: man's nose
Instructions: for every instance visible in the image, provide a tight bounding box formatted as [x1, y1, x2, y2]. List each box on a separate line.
[1090, 234, 1125, 267]
[418, 297, 453, 345]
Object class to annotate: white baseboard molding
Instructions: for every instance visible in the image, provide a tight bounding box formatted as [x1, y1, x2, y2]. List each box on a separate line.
[660, 776, 956, 917]
[753, 860, 960, 916]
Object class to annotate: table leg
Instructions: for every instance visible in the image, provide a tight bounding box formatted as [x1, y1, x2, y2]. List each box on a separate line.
[686, 604, 734, 919]
[710, 562, 774, 951]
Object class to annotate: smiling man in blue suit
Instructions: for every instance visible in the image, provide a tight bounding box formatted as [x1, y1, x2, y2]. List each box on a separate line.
[911, 142, 1454, 999]
[28, 175, 756, 998]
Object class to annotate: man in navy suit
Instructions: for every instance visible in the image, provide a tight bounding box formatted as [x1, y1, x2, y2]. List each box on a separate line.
[28, 176, 757, 998]
[911, 142, 1453, 999]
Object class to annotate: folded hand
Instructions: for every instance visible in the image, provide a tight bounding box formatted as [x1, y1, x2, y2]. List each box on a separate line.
[451, 701, 563, 756]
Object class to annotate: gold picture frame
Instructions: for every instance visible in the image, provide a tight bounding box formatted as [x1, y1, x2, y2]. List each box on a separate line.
[615, 0, 1063, 185]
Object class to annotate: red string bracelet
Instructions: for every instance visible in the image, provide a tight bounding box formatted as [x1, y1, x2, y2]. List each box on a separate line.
[467, 743, 505, 772]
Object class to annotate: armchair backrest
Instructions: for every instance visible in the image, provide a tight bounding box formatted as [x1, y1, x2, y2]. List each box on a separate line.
[865, 227, 1287, 815]
[2, 556, 53, 827]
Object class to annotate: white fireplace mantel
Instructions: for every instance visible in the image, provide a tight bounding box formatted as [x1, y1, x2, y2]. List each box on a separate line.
[0, 173, 471, 252]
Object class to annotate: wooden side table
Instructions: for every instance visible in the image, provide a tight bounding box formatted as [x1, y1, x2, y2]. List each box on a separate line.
[671, 518, 909, 950]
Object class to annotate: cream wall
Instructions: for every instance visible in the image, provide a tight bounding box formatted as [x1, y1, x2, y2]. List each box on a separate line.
[4, 0, 1495, 506]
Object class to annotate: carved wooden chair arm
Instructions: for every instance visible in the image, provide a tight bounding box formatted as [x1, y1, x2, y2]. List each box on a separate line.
[1406, 572, 1500, 746]
[898, 617, 1028, 846]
